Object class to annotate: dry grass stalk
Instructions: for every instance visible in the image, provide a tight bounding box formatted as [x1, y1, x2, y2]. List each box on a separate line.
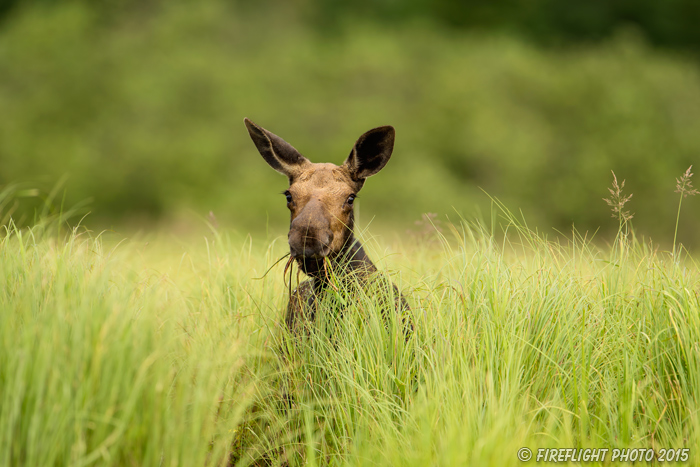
[675, 165, 699, 198]
[603, 171, 634, 223]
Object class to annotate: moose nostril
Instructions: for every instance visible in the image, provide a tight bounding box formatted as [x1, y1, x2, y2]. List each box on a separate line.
[321, 232, 333, 247]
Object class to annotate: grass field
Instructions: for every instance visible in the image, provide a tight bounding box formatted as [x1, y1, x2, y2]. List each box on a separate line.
[1, 204, 699, 466]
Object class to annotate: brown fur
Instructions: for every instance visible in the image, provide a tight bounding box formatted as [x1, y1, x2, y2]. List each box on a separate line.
[244, 118, 411, 336]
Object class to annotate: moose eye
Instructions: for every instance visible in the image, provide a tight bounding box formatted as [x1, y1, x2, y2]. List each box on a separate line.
[284, 191, 293, 204]
[347, 194, 356, 206]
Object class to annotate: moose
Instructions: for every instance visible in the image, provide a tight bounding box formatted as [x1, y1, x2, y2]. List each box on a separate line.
[244, 118, 412, 337]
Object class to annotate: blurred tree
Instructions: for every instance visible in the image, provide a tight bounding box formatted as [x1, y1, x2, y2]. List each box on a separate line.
[0, 0, 699, 246]
[307, 0, 700, 51]
[3, 0, 700, 51]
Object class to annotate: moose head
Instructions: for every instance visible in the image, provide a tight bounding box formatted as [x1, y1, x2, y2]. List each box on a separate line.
[244, 118, 395, 277]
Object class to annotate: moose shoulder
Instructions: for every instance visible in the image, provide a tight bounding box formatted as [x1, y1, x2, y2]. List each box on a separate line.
[244, 118, 412, 337]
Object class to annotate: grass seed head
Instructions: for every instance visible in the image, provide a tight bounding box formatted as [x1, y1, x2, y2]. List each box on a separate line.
[603, 171, 634, 222]
[675, 165, 699, 198]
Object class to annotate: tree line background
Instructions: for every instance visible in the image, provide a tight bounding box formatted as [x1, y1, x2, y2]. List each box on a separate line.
[3, 0, 700, 50]
[1, 0, 699, 245]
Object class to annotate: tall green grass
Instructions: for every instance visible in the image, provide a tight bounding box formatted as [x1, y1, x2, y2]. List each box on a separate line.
[1, 210, 699, 465]
[0, 223, 280, 465]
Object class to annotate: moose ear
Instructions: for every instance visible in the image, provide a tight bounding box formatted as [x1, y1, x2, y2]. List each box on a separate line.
[244, 118, 310, 179]
[343, 126, 395, 181]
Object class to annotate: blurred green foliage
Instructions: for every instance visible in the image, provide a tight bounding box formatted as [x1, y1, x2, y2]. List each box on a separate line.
[3, 0, 700, 50]
[0, 1, 699, 245]
[312, 0, 700, 51]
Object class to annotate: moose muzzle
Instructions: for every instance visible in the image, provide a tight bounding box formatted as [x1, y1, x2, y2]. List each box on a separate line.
[288, 204, 335, 260]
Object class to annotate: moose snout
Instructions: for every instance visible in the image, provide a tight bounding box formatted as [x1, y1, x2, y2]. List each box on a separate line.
[288, 224, 334, 259]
